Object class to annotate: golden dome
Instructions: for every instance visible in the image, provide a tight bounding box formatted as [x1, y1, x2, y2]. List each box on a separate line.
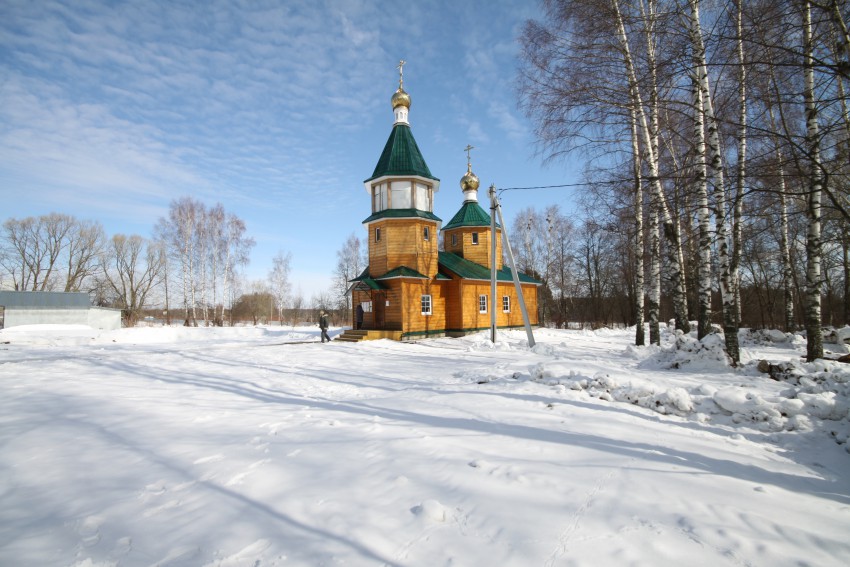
[460, 169, 480, 192]
[460, 144, 479, 192]
[391, 87, 411, 109]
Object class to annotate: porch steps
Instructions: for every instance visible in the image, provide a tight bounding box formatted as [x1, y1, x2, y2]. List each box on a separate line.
[335, 329, 403, 342]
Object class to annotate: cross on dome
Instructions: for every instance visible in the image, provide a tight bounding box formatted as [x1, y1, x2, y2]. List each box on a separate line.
[397, 60, 406, 90]
[464, 144, 475, 172]
[391, 60, 411, 123]
[460, 143, 480, 198]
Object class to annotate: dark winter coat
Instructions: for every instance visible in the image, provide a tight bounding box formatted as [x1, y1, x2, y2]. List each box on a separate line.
[319, 313, 329, 330]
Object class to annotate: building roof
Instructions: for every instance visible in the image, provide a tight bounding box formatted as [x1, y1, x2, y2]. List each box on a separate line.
[377, 266, 429, 279]
[365, 124, 439, 183]
[438, 252, 541, 284]
[0, 290, 91, 308]
[361, 208, 442, 224]
[442, 201, 499, 230]
[347, 269, 388, 292]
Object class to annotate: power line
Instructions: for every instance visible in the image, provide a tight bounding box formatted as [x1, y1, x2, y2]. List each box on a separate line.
[497, 182, 590, 192]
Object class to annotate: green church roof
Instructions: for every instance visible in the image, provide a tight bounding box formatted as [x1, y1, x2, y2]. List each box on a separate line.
[377, 266, 429, 279]
[442, 201, 499, 230]
[438, 252, 541, 284]
[347, 268, 388, 292]
[361, 208, 442, 224]
[365, 124, 439, 183]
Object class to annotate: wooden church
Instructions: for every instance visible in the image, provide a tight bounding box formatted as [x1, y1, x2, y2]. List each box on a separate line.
[343, 64, 540, 341]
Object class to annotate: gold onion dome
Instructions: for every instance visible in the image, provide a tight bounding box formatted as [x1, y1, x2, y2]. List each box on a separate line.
[391, 87, 411, 109]
[460, 167, 480, 192]
[460, 144, 479, 192]
[392, 60, 411, 109]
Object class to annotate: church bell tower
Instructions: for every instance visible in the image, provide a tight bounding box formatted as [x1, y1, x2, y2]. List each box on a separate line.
[361, 61, 442, 279]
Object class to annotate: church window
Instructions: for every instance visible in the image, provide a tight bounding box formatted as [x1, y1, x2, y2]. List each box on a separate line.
[451, 234, 457, 247]
[421, 294, 432, 315]
[375, 227, 381, 242]
[502, 296, 511, 313]
[479, 294, 487, 313]
[373, 183, 388, 212]
[472, 232, 479, 245]
[415, 183, 430, 211]
[390, 181, 412, 209]
[423, 226, 430, 241]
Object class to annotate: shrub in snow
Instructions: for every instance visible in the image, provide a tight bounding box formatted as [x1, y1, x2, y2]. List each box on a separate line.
[524, 337, 849, 445]
[641, 331, 731, 370]
[611, 380, 694, 415]
[529, 363, 555, 382]
[713, 356, 850, 436]
[713, 388, 785, 431]
[823, 326, 850, 345]
[529, 368, 695, 417]
[531, 342, 556, 357]
[797, 392, 848, 420]
[755, 360, 806, 382]
[741, 328, 793, 345]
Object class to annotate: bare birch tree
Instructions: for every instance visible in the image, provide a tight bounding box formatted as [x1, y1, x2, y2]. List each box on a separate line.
[688, 0, 740, 362]
[269, 250, 292, 324]
[217, 212, 253, 326]
[612, 0, 690, 335]
[630, 108, 646, 345]
[802, 0, 825, 360]
[157, 197, 253, 327]
[689, 7, 713, 340]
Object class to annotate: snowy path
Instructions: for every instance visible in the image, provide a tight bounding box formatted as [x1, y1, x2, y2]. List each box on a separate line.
[1, 326, 848, 566]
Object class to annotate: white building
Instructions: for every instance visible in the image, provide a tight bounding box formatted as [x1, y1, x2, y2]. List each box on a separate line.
[0, 291, 121, 331]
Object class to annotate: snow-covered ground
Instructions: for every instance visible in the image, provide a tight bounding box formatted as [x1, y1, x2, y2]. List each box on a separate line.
[1, 323, 848, 566]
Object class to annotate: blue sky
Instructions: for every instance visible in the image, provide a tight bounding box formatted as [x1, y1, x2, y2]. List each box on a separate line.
[0, 0, 580, 296]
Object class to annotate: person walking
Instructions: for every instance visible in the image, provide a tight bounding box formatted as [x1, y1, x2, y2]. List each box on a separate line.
[319, 310, 331, 343]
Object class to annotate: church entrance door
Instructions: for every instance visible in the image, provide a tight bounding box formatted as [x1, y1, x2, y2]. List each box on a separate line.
[374, 292, 385, 329]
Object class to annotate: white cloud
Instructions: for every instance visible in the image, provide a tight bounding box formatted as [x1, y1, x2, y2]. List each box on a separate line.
[466, 121, 490, 145]
[488, 100, 526, 142]
[0, 0, 553, 287]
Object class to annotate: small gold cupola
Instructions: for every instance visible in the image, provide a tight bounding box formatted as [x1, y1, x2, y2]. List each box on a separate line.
[460, 144, 480, 202]
[392, 60, 411, 124]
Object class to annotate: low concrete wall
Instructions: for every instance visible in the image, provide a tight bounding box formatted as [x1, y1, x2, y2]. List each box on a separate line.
[3, 307, 121, 331]
[88, 307, 122, 331]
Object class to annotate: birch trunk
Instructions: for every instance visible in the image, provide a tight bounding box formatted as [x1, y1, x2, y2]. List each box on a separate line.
[690, 13, 712, 340]
[829, 0, 850, 68]
[803, 0, 824, 361]
[690, 0, 738, 363]
[613, 0, 690, 335]
[648, 206, 661, 345]
[163, 250, 171, 326]
[779, 167, 795, 332]
[630, 107, 646, 346]
[844, 235, 850, 325]
[731, 0, 747, 329]
[766, 68, 795, 332]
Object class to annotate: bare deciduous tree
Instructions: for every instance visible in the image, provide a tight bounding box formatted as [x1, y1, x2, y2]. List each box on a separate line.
[334, 232, 366, 323]
[101, 234, 164, 326]
[269, 250, 292, 324]
[156, 197, 254, 326]
[1, 213, 104, 292]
